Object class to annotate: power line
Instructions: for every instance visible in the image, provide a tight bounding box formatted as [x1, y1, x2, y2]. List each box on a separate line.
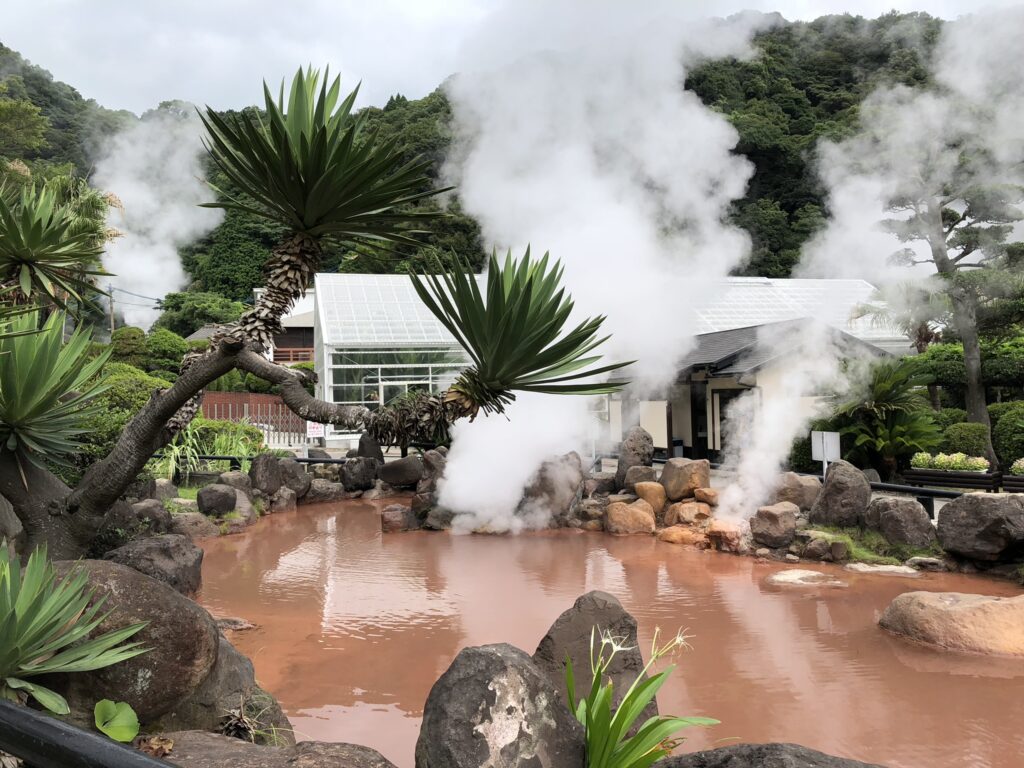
[109, 287, 162, 302]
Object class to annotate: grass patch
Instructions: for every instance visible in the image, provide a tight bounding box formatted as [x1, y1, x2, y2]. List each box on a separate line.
[221, 511, 243, 521]
[815, 526, 942, 565]
[176, 486, 199, 501]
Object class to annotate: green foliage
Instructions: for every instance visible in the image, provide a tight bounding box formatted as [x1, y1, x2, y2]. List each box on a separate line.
[94, 700, 140, 743]
[993, 410, 1024, 468]
[987, 400, 1024, 429]
[0, 312, 109, 469]
[1010, 458, 1024, 475]
[942, 422, 991, 457]
[933, 408, 967, 430]
[0, 544, 148, 715]
[0, 97, 48, 156]
[110, 327, 146, 367]
[842, 410, 942, 471]
[142, 328, 188, 373]
[814, 526, 941, 565]
[412, 249, 630, 418]
[911, 452, 990, 471]
[153, 291, 245, 337]
[566, 627, 717, 768]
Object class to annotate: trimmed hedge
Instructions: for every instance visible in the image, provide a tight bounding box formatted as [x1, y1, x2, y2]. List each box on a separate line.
[988, 400, 1024, 429]
[933, 408, 967, 430]
[994, 408, 1024, 467]
[942, 422, 991, 457]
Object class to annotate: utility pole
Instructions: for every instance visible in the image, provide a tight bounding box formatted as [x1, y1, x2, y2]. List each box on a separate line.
[108, 283, 115, 338]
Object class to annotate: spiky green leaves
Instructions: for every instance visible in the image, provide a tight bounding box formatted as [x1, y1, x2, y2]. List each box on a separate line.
[0, 312, 110, 469]
[0, 185, 107, 311]
[200, 66, 444, 244]
[411, 249, 631, 418]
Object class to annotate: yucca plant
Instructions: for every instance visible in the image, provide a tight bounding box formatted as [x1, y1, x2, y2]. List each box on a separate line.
[0, 312, 109, 473]
[0, 543, 148, 715]
[411, 249, 631, 419]
[199, 66, 443, 349]
[566, 627, 717, 768]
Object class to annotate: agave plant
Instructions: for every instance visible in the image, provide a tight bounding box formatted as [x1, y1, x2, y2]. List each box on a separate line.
[0, 184, 107, 312]
[0, 312, 109, 471]
[411, 249, 631, 419]
[200, 66, 443, 349]
[0, 543, 148, 715]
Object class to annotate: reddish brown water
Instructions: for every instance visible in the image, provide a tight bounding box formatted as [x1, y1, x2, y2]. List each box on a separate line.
[199, 500, 1024, 768]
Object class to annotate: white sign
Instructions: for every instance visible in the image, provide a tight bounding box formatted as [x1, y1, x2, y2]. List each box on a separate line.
[810, 430, 841, 476]
[305, 421, 326, 439]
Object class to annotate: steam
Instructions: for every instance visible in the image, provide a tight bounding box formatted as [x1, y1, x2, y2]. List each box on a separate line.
[435, 3, 772, 532]
[93, 105, 222, 329]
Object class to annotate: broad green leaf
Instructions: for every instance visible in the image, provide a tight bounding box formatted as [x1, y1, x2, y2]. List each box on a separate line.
[94, 699, 141, 743]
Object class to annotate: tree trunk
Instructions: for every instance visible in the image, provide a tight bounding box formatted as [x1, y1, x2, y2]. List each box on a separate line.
[0, 454, 92, 559]
[928, 384, 941, 411]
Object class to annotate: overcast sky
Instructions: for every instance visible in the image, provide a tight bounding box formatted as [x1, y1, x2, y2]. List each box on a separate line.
[4, 0, 1022, 114]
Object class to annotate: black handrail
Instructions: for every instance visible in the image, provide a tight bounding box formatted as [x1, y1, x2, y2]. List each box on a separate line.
[0, 700, 171, 768]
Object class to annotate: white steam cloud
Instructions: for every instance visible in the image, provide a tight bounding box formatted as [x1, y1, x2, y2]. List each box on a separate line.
[94, 106, 222, 329]
[437, 2, 773, 531]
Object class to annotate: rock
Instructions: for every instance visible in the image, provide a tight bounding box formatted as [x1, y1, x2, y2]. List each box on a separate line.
[278, 458, 312, 499]
[660, 742, 883, 767]
[843, 563, 919, 577]
[162, 731, 396, 768]
[380, 455, 424, 489]
[196, 484, 237, 517]
[216, 617, 256, 633]
[51, 560, 218, 722]
[346, 449, 359, 458]
[765, 569, 847, 588]
[607, 493, 638, 505]
[615, 426, 654, 489]
[862, 468, 881, 484]
[750, 502, 798, 548]
[248, 454, 283, 496]
[217, 471, 252, 495]
[228, 490, 257, 529]
[363, 481, 397, 501]
[864, 497, 936, 548]
[755, 547, 771, 558]
[659, 458, 711, 501]
[808, 460, 870, 528]
[880, 591, 1024, 656]
[124, 474, 156, 503]
[302, 479, 349, 505]
[634, 481, 667, 517]
[584, 471, 616, 496]
[416, 643, 584, 768]
[694, 487, 719, 506]
[168, 498, 198, 512]
[830, 541, 850, 562]
[803, 538, 831, 561]
[774, 472, 821, 511]
[533, 591, 656, 727]
[357, 433, 385, 463]
[664, 500, 712, 526]
[153, 479, 179, 501]
[937, 492, 1024, 561]
[906, 556, 949, 572]
[341, 456, 379, 491]
[708, 519, 743, 552]
[582, 519, 604, 532]
[381, 504, 421, 532]
[605, 499, 656, 534]
[0, 495, 23, 551]
[306, 447, 332, 461]
[270, 486, 297, 515]
[784, 553, 800, 563]
[158, 636, 292, 743]
[577, 497, 609, 521]
[103, 535, 203, 595]
[169, 512, 220, 540]
[520, 452, 585, 526]
[132, 499, 172, 533]
[424, 506, 454, 530]
[658, 527, 710, 547]
[623, 464, 657, 493]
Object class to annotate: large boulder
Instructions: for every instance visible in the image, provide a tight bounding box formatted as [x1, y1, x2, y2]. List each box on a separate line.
[520, 452, 585, 526]
[196, 484, 237, 517]
[773, 472, 821, 511]
[808, 461, 870, 528]
[936, 493, 1024, 561]
[634, 481, 667, 517]
[660, 743, 884, 767]
[357, 433, 385, 463]
[270, 486, 297, 515]
[585, 471, 616, 496]
[302, 479, 350, 505]
[615, 426, 654, 489]
[248, 454, 283, 496]
[50, 560, 218, 722]
[864, 497, 936, 549]
[623, 465, 657, 493]
[660, 458, 710, 502]
[0, 495, 23, 551]
[750, 502, 799, 548]
[278, 458, 312, 499]
[380, 455, 424, 489]
[381, 503, 422, 533]
[217, 471, 252, 495]
[879, 591, 1024, 656]
[604, 499, 656, 534]
[153, 479, 179, 501]
[342, 456, 379, 491]
[102, 534, 203, 595]
[132, 499, 172, 533]
[412, 449, 448, 518]
[415, 643, 584, 768]
[664, 500, 712, 526]
[169, 512, 221, 540]
[533, 591, 656, 726]
[163, 731, 396, 768]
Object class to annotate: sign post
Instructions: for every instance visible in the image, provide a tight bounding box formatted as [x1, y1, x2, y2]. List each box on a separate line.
[810, 430, 841, 479]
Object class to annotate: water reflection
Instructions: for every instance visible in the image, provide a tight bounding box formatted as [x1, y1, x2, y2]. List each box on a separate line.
[200, 500, 1024, 768]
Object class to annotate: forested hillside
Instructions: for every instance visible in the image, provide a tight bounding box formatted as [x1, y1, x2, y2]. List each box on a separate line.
[0, 11, 943, 302]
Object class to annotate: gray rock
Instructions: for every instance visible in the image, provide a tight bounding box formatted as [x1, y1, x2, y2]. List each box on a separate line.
[342, 456, 379, 491]
[577, 497, 609, 520]
[357, 433, 385, 463]
[415, 643, 584, 768]
[937, 492, 1024, 561]
[803, 538, 831, 561]
[584, 471, 617, 496]
[153, 478, 179, 501]
[773, 472, 821, 511]
[217, 471, 252, 494]
[0, 495, 22, 551]
[381, 504, 421, 532]
[906, 556, 949, 572]
[278, 458, 312, 499]
[808, 460, 871, 528]
[169, 512, 220, 540]
[659, 458, 711, 501]
[533, 591, 656, 728]
[379, 455, 424, 489]
[845, 563, 919, 577]
[270, 486, 297, 515]
[124, 474, 156, 502]
[623, 464, 657, 493]
[162, 731, 396, 768]
[132, 498, 172, 533]
[607, 493, 638, 505]
[103, 534, 203, 595]
[300, 479, 349, 505]
[862, 468, 882, 484]
[660, 743, 884, 767]
[750, 502, 799, 548]
[520, 452, 585, 526]
[248, 454, 283, 496]
[424, 506, 454, 530]
[865, 497, 936, 549]
[615, 426, 654, 489]
[197, 484, 237, 516]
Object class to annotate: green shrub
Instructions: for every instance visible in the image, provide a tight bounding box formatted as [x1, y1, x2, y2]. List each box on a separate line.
[933, 408, 967, 430]
[110, 327, 146, 368]
[150, 370, 179, 384]
[143, 328, 188, 372]
[942, 422, 991, 457]
[787, 436, 818, 473]
[993, 411, 1024, 467]
[988, 400, 1024, 429]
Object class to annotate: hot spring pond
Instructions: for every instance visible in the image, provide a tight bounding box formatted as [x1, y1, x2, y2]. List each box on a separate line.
[198, 499, 1024, 768]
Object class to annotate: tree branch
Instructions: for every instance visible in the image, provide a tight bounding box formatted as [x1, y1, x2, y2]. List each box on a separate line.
[951, 245, 977, 264]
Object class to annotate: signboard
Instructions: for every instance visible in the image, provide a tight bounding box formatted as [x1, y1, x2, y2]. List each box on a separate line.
[305, 421, 326, 439]
[810, 430, 841, 476]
